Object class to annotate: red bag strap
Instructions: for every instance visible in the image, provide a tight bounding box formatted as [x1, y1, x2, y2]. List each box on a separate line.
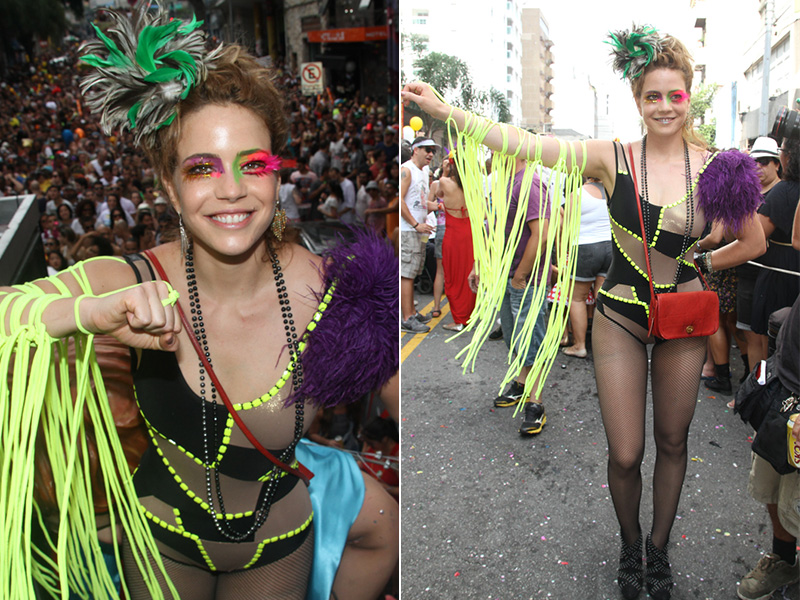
[142, 250, 312, 484]
[627, 143, 713, 294]
[628, 143, 658, 302]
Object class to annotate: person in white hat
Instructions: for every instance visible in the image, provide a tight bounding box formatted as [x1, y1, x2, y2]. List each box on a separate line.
[750, 136, 782, 193]
[400, 136, 439, 333]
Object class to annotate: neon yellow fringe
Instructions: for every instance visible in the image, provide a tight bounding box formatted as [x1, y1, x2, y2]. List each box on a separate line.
[0, 257, 177, 599]
[436, 94, 586, 415]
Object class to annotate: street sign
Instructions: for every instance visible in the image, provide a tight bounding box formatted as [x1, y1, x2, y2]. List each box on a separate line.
[301, 62, 324, 96]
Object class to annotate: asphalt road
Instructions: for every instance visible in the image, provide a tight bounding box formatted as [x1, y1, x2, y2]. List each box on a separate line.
[400, 293, 799, 600]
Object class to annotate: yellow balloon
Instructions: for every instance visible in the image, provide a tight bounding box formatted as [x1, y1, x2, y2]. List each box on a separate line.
[409, 116, 423, 132]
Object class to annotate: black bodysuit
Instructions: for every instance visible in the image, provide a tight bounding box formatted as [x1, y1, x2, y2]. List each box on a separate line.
[596, 142, 716, 343]
[123, 254, 328, 573]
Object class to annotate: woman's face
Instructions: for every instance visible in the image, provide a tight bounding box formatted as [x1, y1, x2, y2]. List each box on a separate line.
[110, 209, 126, 224]
[635, 68, 690, 139]
[165, 104, 279, 258]
[755, 157, 780, 187]
[57, 204, 71, 221]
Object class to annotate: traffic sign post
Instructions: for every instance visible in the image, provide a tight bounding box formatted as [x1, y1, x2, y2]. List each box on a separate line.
[300, 62, 324, 96]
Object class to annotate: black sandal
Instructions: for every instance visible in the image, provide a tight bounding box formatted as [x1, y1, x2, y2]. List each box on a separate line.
[617, 533, 643, 599]
[645, 534, 673, 600]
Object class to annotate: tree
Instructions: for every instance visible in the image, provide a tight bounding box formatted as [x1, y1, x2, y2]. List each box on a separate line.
[690, 81, 720, 146]
[405, 51, 512, 139]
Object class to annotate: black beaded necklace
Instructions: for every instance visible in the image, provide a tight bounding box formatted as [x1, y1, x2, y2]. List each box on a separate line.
[640, 134, 695, 293]
[184, 240, 305, 542]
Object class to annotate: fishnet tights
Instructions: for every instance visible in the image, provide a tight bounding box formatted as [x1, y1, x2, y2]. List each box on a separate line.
[121, 527, 314, 600]
[592, 312, 705, 549]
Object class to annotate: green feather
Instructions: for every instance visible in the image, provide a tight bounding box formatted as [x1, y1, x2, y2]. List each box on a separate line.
[178, 15, 204, 35]
[135, 21, 182, 72]
[88, 23, 131, 67]
[156, 112, 177, 130]
[127, 101, 142, 128]
[143, 68, 183, 83]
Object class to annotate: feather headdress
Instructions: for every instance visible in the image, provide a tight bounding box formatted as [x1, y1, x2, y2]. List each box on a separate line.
[607, 24, 662, 81]
[79, 0, 222, 147]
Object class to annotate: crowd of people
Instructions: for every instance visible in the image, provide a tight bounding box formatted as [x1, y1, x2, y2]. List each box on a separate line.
[0, 13, 400, 273]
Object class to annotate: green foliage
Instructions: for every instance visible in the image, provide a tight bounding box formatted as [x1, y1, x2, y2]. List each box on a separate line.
[690, 81, 720, 121]
[411, 52, 511, 123]
[698, 118, 717, 147]
[404, 33, 428, 57]
[691, 82, 720, 146]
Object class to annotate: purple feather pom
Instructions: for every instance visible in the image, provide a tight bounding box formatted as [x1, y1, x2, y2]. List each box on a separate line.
[696, 150, 762, 233]
[286, 229, 398, 408]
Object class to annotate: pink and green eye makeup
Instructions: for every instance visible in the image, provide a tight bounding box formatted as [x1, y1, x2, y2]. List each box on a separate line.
[668, 90, 689, 104]
[182, 155, 224, 181]
[644, 90, 689, 105]
[234, 149, 282, 183]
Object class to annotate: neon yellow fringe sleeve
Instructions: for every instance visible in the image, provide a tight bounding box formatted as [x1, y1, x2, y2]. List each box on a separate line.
[0, 257, 178, 599]
[437, 95, 586, 415]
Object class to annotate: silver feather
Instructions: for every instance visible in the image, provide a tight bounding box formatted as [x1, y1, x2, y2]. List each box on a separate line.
[607, 24, 663, 81]
[79, 0, 222, 147]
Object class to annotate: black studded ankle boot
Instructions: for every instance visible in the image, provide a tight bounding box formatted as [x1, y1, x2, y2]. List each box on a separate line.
[645, 534, 673, 600]
[617, 533, 643, 599]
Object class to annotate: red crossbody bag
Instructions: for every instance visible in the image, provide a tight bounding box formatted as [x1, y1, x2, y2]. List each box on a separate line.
[627, 144, 719, 339]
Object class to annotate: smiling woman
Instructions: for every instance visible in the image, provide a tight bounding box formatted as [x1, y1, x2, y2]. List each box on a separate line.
[0, 2, 398, 599]
[402, 23, 766, 600]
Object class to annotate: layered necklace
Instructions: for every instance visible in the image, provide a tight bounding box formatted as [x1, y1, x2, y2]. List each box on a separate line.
[184, 241, 305, 541]
[640, 134, 695, 292]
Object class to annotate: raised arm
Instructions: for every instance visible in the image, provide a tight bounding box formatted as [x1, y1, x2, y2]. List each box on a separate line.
[401, 81, 616, 185]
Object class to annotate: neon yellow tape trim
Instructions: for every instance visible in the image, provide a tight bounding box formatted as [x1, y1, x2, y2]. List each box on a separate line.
[0, 255, 179, 598]
[433, 80, 586, 412]
[73, 295, 92, 335]
[243, 512, 314, 569]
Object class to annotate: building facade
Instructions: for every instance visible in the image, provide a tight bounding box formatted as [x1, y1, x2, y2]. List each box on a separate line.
[400, 1, 524, 124]
[520, 8, 554, 133]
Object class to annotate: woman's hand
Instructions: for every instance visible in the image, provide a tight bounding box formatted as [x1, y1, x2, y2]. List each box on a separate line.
[79, 281, 181, 351]
[401, 82, 450, 122]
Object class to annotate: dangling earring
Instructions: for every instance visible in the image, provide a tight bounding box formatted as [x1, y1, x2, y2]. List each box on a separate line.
[179, 213, 189, 257]
[272, 201, 287, 242]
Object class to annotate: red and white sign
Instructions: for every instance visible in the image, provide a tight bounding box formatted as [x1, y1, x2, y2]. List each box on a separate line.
[307, 26, 389, 44]
[301, 62, 324, 96]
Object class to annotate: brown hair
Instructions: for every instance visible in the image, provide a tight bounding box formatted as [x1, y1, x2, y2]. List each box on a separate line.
[145, 44, 288, 186]
[144, 44, 292, 248]
[630, 35, 706, 149]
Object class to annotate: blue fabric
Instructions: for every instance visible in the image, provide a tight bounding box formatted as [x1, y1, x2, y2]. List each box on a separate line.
[297, 439, 365, 600]
[500, 282, 548, 367]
